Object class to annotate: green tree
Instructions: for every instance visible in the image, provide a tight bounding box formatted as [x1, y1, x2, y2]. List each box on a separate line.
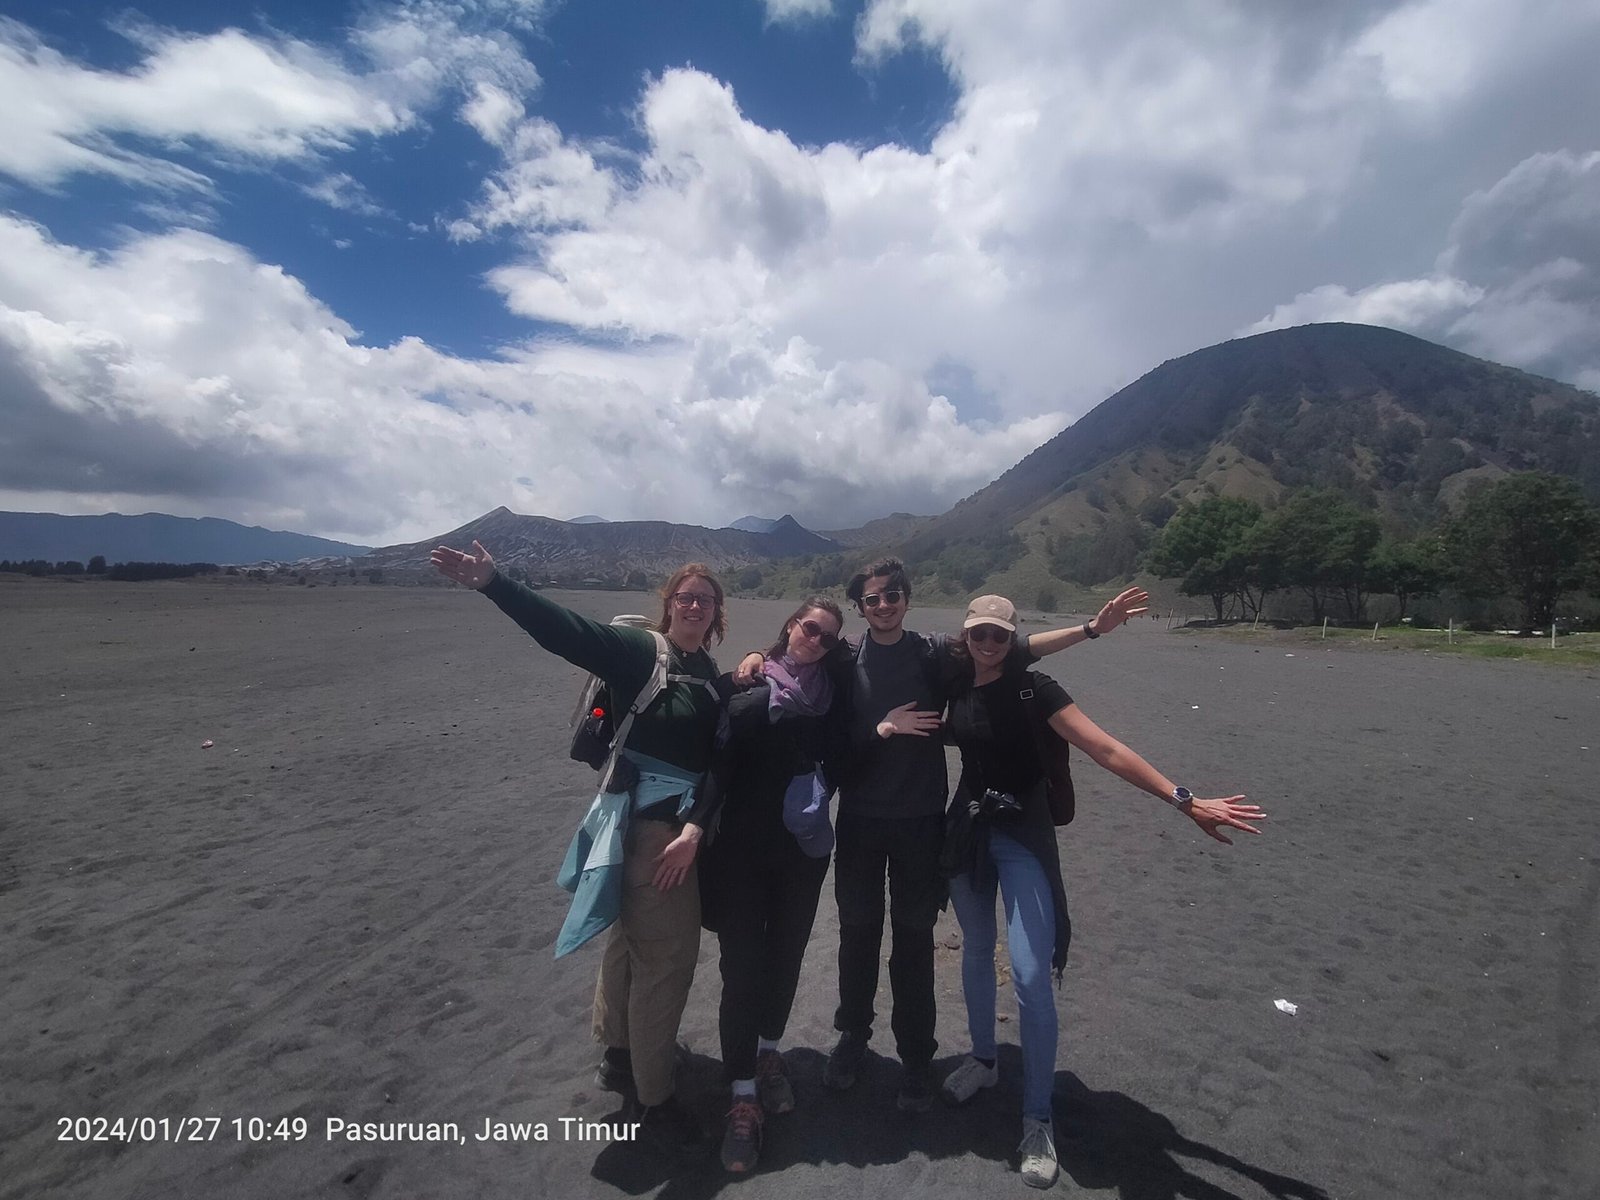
[87, 555, 107, 574]
[1253, 491, 1381, 622]
[1368, 536, 1444, 622]
[1147, 496, 1264, 620]
[1443, 472, 1600, 632]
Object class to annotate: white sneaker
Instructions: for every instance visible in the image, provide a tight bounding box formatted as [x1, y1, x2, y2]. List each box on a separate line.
[1018, 1117, 1059, 1188]
[940, 1055, 999, 1105]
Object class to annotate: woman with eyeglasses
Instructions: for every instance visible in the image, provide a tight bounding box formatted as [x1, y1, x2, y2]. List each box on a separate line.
[935, 594, 1264, 1189]
[430, 541, 727, 1160]
[696, 596, 853, 1173]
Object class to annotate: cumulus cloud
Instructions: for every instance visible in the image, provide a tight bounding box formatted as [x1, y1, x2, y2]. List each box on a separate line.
[0, 216, 1052, 540]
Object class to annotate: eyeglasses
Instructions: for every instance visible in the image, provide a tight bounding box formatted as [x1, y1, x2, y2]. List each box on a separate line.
[671, 592, 717, 610]
[861, 590, 904, 609]
[795, 619, 839, 649]
[967, 625, 1013, 645]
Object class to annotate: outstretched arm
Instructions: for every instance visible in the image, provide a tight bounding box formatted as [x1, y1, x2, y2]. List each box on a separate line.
[1023, 587, 1149, 657]
[1047, 702, 1264, 844]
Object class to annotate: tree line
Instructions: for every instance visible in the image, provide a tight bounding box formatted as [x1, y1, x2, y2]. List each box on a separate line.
[0, 558, 221, 581]
[1147, 471, 1600, 633]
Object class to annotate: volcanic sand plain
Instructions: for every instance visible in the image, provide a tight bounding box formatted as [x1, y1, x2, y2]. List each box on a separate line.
[2, 575, 1597, 1200]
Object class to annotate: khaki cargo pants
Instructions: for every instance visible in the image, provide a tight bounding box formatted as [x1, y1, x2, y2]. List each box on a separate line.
[591, 817, 702, 1106]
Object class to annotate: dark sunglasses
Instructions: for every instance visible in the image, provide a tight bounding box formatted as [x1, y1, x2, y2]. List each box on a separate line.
[795, 619, 839, 649]
[671, 591, 717, 609]
[967, 625, 1013, 645]
[861, 590, 904, 609]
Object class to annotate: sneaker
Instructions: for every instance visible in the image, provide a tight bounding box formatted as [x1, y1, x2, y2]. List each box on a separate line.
[1018, 1117, 1059, 1188]
[940, 1055, 999, 1106]
[755, 1050, 796, 1115]
[719, 1097, 764, 1173]
[823, 1030, 869, 1091]
[632, 1095, 710, 1160]
[595, 1047, 634, 1094]
[895, 1061, 934, 1113]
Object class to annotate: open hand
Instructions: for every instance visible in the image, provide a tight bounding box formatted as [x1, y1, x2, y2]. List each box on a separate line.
[652, 824, 702, 890]
[1185, 796, 1265, 845]
[876, 700, 942, 739]
[1093, 586, 1151, 634]
[431, 540, 496, 590]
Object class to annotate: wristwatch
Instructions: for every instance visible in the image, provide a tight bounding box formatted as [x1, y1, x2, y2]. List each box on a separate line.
[1082, 621, 1100, 639]
[1167, 786, 1194, 810]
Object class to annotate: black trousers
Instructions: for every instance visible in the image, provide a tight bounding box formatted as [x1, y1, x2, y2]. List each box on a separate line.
[714, 836, 831, 1082]
[832, 811, 945, 1068]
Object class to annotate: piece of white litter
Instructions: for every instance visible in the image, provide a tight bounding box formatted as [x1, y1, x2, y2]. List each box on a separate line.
[1274, 999, 1298, 1015]
[1191, 705, 1200, 710]
[1285, 653, 1295, 657]
[201, 740, 214, 749]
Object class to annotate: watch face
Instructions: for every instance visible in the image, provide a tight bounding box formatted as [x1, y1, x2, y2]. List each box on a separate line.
[1173, 787, 1194, 803]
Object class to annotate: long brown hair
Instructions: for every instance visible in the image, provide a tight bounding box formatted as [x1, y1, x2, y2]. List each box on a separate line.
[656, 563, 727, 644]
[764, 596, 846, 661]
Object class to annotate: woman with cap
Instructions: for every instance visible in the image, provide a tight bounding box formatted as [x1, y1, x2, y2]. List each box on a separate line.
[697, 596, 855, 1174]
[937, 593, 1263, 1189]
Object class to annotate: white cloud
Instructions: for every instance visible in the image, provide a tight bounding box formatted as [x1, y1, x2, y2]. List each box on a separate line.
[0, 17, 405, 190]
[303, 172, 390, 217]
[0, 5, 543, 193]
[763, 0, 836, 25]
[0, 216, 1054, 540]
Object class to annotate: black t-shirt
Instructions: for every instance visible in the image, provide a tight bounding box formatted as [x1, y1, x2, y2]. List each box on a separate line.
[840, 630, 952, 819]
[946, 669, 1073, 798]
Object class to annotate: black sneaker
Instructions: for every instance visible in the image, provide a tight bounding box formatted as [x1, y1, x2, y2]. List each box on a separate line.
[719, 1097, 764, 1173]
[595, 1047, 634, 1093]
[896, 1062, 934, 1113]
[632, 1095, 710, 1160]
[823, 1030, 869, 1091]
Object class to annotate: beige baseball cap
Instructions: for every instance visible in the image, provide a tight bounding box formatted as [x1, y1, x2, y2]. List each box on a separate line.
[963, 594, 1017, 631]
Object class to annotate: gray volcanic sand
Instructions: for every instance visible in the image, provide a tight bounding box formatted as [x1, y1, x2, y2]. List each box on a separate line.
[2, 576, 1596, 1200]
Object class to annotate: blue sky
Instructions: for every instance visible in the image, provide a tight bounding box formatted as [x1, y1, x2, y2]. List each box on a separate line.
[2, 0, 1599, 543]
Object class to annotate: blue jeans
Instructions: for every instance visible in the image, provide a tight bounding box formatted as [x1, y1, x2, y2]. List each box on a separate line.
[947, 829, 1058, 1120]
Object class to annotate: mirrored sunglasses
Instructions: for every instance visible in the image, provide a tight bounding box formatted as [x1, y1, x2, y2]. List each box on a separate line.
[861, 590, 904, 609]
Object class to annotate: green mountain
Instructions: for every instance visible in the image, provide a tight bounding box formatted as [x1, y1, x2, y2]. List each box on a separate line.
[891, 323, 1599, 602]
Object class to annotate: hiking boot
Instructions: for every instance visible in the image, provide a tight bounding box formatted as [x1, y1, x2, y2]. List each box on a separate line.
[1018, 1117, 1059, 1188]
[631, 1094, 710, 1160]
[823, 1030, 869, 1091]
[755, 1050, 796, 1115]
[896, 1061, 934, 1113]
[940, 1055, 999, 1106]
[719, 1097, 764, 1173]
[595, 1047, 634, 1094]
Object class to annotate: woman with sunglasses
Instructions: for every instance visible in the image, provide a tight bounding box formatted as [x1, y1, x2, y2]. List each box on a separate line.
[937, 594, 1263, 1189]
[697, 597, 853, 1173]
[430, 541, 727, 1160]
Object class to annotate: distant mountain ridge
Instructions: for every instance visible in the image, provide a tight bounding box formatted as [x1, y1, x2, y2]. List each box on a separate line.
[0, 512, 370, 565]
[363, 508, 838, 582]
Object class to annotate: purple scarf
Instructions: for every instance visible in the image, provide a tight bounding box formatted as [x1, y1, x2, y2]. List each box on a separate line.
[762, 654, 834, 720]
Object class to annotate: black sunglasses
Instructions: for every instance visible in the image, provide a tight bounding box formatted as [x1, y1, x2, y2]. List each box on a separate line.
[796, 618, 839, 649]
[967, 625, 1013, 645]
[861, 589, 904, 609]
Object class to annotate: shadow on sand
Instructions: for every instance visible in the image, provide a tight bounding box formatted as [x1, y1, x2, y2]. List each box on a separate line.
[588, 1048, 1331, 1200]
